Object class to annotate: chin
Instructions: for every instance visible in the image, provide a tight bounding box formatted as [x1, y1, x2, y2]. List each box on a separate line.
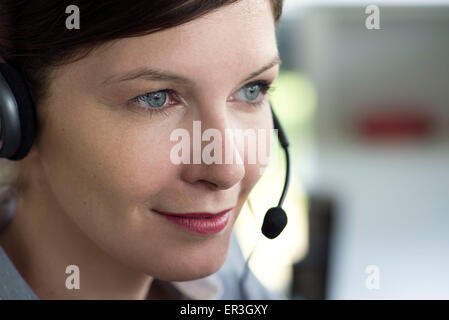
[148, 252, 227, 282]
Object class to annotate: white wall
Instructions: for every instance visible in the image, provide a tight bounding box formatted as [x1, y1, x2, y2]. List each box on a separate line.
[291, 5, 449, 298]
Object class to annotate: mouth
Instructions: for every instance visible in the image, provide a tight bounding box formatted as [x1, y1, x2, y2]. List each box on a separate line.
[152, 207, 233, 234]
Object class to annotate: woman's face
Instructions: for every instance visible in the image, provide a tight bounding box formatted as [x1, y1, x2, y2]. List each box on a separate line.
[34, 0, 280, 280]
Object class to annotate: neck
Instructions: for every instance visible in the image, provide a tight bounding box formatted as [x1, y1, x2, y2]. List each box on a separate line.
[0, 162, 153, 299]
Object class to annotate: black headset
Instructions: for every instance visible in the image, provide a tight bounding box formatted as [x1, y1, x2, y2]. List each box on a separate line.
[0, 61, 37, 161]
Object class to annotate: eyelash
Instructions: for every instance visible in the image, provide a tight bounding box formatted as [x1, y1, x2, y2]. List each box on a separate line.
[128, 80, 275, 117]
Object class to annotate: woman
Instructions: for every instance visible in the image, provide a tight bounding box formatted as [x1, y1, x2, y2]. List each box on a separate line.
[0, 0, 285, 299]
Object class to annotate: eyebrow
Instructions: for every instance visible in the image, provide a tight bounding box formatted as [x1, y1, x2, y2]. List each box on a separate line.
[102, 55, 282, 86]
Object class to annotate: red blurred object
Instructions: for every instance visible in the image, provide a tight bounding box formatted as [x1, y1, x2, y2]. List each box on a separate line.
[358, 108, 434, 140]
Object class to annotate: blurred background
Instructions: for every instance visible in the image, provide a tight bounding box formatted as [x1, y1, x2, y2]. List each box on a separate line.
[234, 0, 449, 299]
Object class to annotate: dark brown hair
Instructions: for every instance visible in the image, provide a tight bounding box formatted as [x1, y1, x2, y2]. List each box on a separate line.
[0, 0, 283, 106]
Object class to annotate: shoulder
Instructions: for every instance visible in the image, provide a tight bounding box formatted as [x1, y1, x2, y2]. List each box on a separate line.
[0, 245, 38, 300]
[0, 189, 38, 300]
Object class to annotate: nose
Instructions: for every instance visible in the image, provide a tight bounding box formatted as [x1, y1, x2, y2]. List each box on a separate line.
[179, 111, 246, 191]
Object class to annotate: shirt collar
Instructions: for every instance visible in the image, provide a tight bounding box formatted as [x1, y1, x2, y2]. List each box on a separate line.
[0, 246, 38, 299]
[170, 274, 223, 300]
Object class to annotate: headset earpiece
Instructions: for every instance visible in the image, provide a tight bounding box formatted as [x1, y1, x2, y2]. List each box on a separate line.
[0, 62, 37, 160]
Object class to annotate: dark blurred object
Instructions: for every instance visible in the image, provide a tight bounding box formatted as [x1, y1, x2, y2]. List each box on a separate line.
[291, 193, 335, 300]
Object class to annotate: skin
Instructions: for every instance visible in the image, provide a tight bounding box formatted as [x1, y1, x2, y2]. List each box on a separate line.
[0, 0, 280, 299]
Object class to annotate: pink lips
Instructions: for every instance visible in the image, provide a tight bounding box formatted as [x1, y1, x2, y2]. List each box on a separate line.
[152, 208, 233, 234]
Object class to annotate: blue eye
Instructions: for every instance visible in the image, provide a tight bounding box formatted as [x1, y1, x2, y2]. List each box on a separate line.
[244, 84, 261, 100]
[234, 80, 273, 105]
[135, 91, 168, 108]
[129, 80, 274, 117]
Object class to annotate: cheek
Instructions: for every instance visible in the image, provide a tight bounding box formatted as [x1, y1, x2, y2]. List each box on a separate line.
[90, 133, 177, 204]
[239, 107, 274, 195]
[40, 106, 175, 210]
[37, 99, 181, 249]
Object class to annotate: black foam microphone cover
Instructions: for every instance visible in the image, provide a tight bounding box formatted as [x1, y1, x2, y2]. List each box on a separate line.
[261, 206, 288, 239]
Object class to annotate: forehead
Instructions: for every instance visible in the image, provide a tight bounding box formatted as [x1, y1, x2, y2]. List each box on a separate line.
[84, 0, 277, 83]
